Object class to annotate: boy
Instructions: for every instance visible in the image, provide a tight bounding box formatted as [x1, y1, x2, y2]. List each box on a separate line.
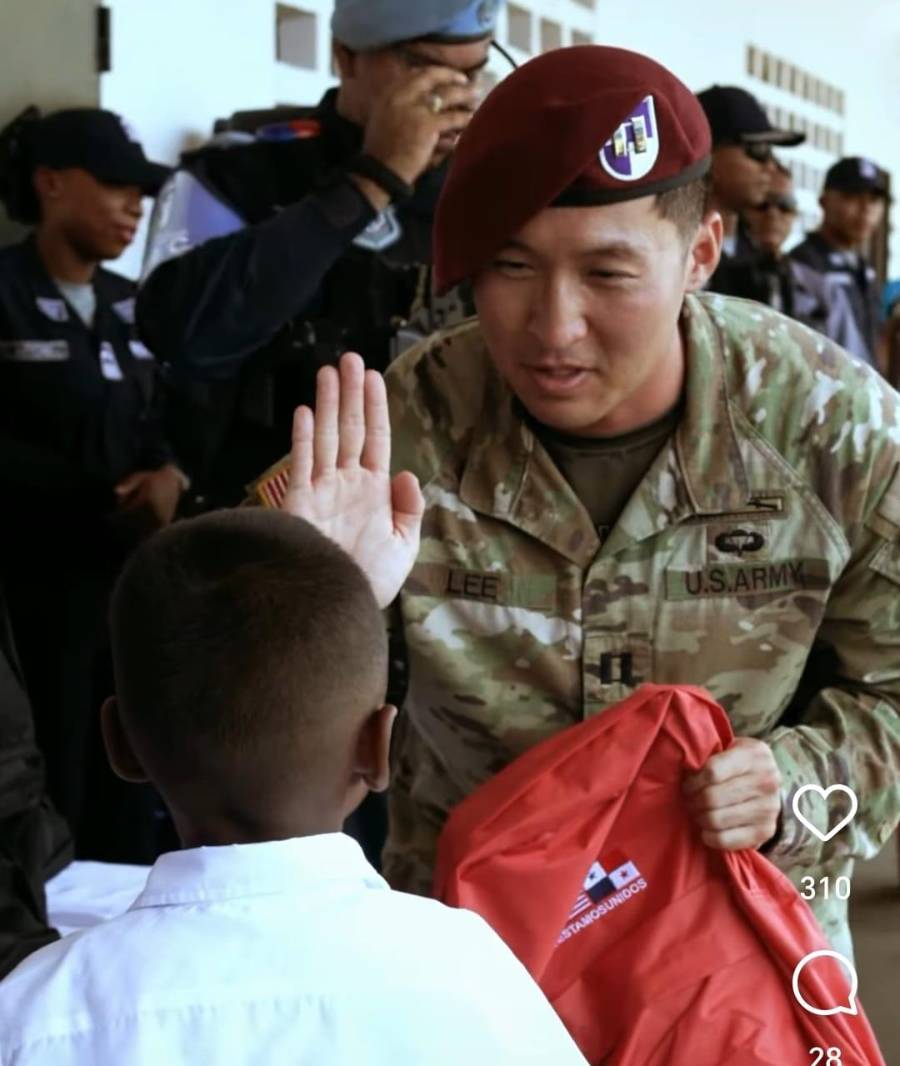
[0, 509, 585, 1065]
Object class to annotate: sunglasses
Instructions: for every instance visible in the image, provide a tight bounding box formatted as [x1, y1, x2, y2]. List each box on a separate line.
[749, 197, 798, 214]
[742, 142, 776, 164]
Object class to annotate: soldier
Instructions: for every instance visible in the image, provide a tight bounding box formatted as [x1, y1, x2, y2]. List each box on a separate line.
[791, 157, 890, 369]
[260, 46, 900, 960]
[136, 0, 503, 509]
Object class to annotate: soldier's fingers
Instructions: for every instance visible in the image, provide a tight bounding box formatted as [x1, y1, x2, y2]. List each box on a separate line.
[337, 352, 366, 468]
[361, 369, 391, 473]
[693, 795, 779, 833]
[687, 768, 781, 812]
[312, 365, 340, 478]
[684, 741, 771, 793]
[289, 406, 314, 489]
[701, 822, 777, 852]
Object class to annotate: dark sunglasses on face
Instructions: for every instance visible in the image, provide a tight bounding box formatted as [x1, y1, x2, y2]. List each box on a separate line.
[742, 141, 775, 164]
[749, 196, 798, 214]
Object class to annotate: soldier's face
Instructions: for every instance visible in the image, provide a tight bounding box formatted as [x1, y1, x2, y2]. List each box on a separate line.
[820, 189, 886, 248]
[472, 197, 721, 437]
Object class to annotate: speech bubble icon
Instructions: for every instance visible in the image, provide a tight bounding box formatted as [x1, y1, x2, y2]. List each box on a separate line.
[792, 784, 858, 843]
[792, 950, 859, 1016]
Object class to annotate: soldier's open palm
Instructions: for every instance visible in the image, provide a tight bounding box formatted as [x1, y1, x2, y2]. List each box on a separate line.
[281, 353, 424, 608]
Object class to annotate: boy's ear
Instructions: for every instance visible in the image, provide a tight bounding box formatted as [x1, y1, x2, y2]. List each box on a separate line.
[354, 704, 398, 794]
[100, 696, 149, 784]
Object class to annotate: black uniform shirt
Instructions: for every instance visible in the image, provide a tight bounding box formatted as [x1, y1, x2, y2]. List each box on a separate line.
[136, 88, 447, 504]
[0, 237, 172, 513]
[789, 232, 882, 366]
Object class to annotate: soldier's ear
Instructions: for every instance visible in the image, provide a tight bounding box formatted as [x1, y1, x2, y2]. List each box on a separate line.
[332, 41, 357, 80]
[684, 210, 723, 293]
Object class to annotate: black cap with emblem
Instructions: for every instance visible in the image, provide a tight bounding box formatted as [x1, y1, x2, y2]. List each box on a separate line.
[824, 157, 889, 198]
[27, 109, 170, 195]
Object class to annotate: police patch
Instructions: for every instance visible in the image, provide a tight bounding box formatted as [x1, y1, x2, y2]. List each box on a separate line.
[353, 205, 402, 252]
[35, 297, 68, 323]
[598, 95, 660, 182]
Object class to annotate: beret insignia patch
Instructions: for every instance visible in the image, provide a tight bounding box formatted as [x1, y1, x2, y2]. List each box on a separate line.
[599, 95, 660, 182]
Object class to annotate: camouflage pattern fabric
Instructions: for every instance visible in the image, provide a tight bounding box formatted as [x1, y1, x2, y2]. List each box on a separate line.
[378, 292, 900, 960]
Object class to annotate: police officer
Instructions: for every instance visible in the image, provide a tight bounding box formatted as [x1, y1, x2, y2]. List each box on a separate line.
[790, 157, 890, 368]
[137, 0, 503, 509]
[267, 46, 900, 962]
[717, 161, 858, 342]
[0, 108, 185, 859]
[696, 84, 803, 285]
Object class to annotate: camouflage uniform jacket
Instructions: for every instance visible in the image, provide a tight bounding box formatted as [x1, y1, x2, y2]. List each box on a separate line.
[383, 291, 900, 958]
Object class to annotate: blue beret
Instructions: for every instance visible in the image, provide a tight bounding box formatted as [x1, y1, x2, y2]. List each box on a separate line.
[331, 0, 501, 51]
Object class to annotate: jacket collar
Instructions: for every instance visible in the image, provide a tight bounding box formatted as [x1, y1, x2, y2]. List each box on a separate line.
[19, 234, 115, 303]
[458, 294, 755, 566]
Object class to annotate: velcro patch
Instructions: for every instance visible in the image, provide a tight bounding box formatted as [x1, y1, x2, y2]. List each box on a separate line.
[665, 558, 830, 600]
[407, 562, 556, 610]
[0, 340, 69, 363]
[246, 456, 291, 508]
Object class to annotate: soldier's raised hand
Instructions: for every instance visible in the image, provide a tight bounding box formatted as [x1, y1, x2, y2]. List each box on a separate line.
[281, 353, 424, 608]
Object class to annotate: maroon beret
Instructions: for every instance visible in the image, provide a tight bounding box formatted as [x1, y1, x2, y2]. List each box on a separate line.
[434, 45, 712, 294]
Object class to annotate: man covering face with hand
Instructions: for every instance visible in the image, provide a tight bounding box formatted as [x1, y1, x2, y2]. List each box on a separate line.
[137, 0, 502, 508]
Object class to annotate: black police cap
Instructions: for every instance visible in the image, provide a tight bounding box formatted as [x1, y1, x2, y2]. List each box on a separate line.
[29, 109, 170, 196]
[696, 85, 804, 148]
[824, 157, 889, 197]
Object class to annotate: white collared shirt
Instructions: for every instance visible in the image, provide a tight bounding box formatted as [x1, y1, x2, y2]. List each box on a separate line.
[0, 834, 586, 1065]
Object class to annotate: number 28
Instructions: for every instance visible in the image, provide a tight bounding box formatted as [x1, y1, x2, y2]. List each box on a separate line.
[810, 1048, 842, 1064]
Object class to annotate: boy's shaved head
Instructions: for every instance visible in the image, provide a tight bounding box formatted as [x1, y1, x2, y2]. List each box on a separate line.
[109, 509, 388, 824]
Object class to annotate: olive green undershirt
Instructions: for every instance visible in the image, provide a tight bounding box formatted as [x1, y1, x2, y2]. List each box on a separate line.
[528, 403, 683, 542]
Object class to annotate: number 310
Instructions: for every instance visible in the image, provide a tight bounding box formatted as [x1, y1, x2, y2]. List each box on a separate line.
[800, 876, 851, 900]
[810, 1048, 842, 1064]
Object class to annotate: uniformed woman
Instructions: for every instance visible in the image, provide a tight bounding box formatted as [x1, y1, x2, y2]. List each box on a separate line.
[0, 108, 184, 860]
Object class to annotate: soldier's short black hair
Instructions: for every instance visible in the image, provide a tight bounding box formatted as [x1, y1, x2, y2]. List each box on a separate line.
[110, 509, 388, 782]
[654, 171, 713, 245]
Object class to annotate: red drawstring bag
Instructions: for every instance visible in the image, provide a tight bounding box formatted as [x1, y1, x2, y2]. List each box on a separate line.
[434, 684, 885, 1065]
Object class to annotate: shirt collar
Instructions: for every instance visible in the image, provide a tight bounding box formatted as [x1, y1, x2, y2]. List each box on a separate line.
[130, 833, 386, 910]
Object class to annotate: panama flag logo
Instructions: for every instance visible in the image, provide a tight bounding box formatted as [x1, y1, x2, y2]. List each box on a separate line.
[568, 848, 642, 920]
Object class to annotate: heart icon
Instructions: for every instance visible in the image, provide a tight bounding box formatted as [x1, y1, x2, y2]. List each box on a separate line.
[792, 784, 858, 843]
